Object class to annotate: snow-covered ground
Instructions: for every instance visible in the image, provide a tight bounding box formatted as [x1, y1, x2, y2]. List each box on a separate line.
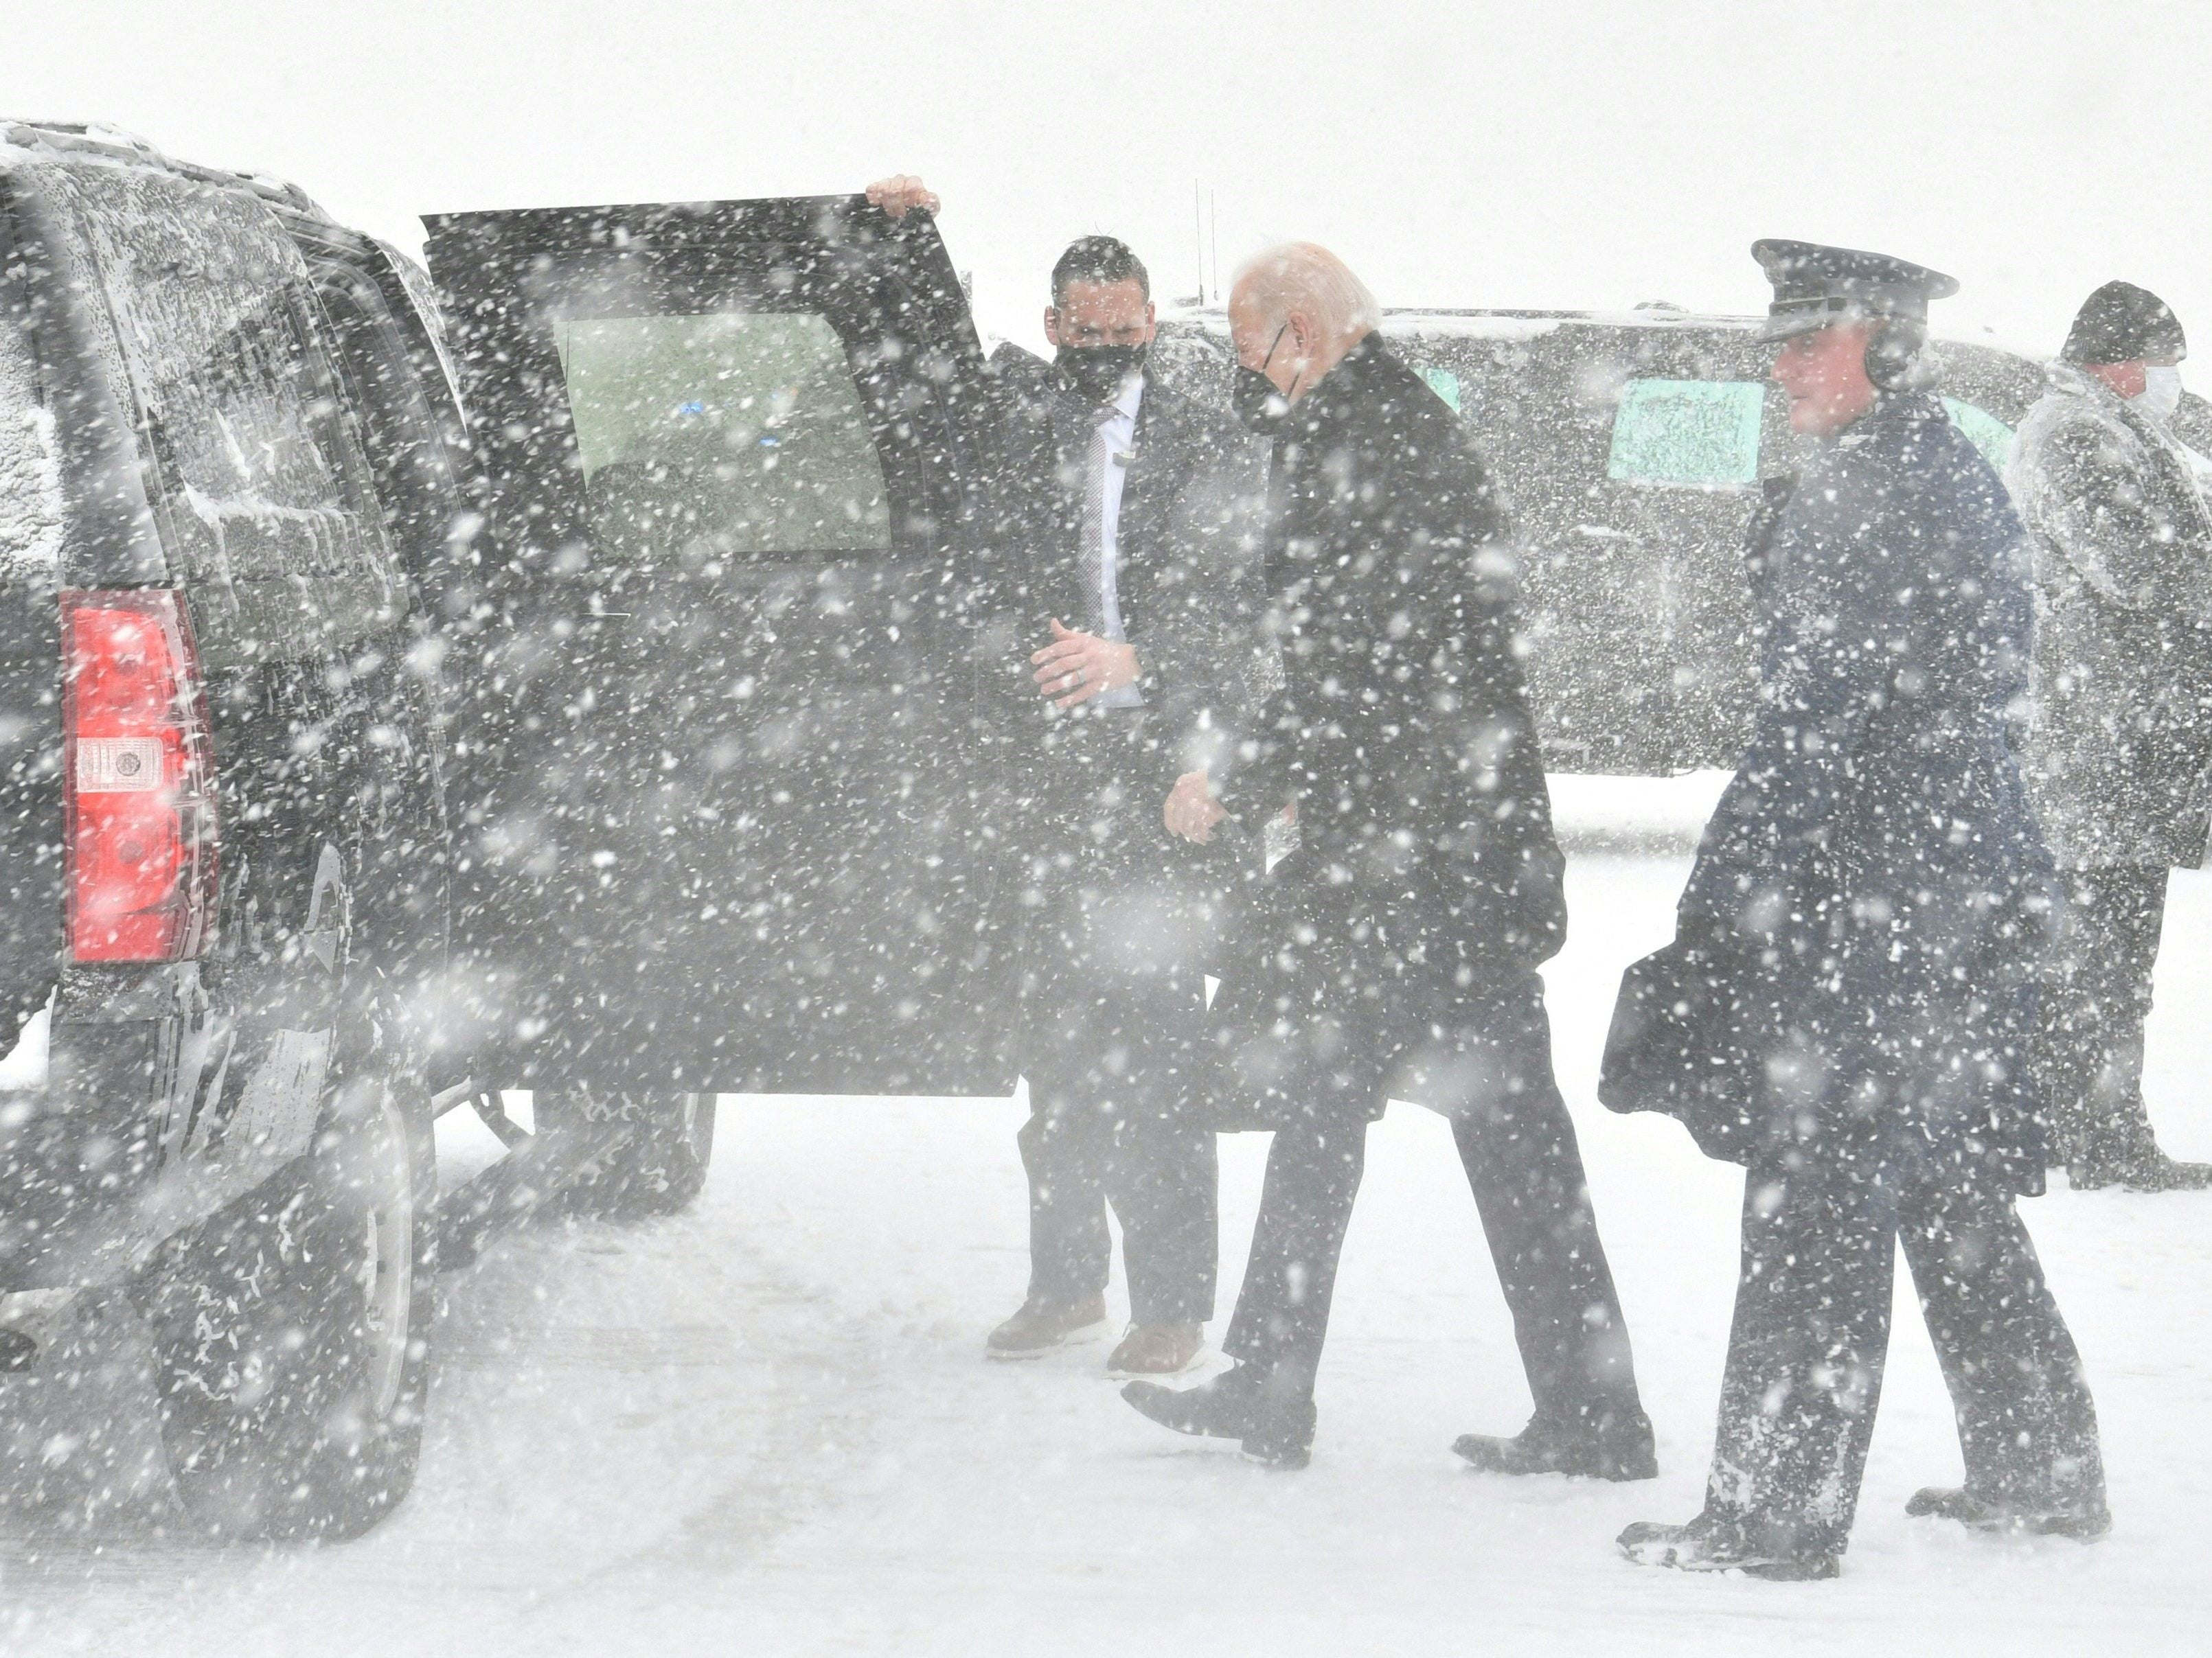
[8, 794, 2212, 1655]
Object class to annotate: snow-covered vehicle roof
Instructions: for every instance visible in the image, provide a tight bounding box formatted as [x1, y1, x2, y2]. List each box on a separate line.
[0, 119, 328, 216]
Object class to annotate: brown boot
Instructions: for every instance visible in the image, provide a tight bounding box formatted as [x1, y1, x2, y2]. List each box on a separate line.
[1106, 1322, 1205, 1379]
[985, 1294, 1108, 1360]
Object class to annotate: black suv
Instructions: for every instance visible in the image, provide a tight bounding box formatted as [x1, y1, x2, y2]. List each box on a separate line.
[0, 123, 1057, 1539]
[1152, 306, 2049, 773]
[0, 122, 468, 1539]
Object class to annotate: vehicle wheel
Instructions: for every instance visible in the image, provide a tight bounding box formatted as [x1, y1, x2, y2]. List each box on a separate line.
[135, 1037, 436, 1541]
[533, 1088, 716, 1219]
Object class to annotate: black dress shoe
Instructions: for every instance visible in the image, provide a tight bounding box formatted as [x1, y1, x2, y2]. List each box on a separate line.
[1121, 1365, 1315, 1469]
[1906, 1485, 2112, 1539]
[1238, 1401, 1315, 1470]
[1121, 1367, 1259, 1440]
[1453, 1408, 1657, 1482]
[1618, 1510, 1839, 1581]
[2071, 1143, 2212, 1193]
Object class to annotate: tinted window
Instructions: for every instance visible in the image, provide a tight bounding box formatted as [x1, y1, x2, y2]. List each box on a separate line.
[308, 263, 464, 592]
[1606, 378, 1764, 487]
[1416, 365, 1462, 413]
[554, 311, 891, 562]
[1941, 397, 2015, 472]
[0, 307, 62, 579]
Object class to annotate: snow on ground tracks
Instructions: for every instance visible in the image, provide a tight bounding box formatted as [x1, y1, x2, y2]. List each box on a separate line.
[6, 823, 2212, 1655]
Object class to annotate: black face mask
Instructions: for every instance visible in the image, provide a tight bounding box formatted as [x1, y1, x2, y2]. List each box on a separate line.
[1231, 325, 1295, 436]
[1056, 342, 1147, 404]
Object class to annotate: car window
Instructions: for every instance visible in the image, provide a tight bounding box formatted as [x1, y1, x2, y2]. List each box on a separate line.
[0, 306, 63, 580]
[554, 310, 891, 563]
[1606, 378, 1764, 487]
[1417, 365, 1462, 413]
[34, 164, 400, 660]
[1941, 398, 2015, 472]
[308, 263, 464, 590]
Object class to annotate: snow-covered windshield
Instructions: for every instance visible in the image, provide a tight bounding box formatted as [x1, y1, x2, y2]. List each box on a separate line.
[34, 159, 398, 656]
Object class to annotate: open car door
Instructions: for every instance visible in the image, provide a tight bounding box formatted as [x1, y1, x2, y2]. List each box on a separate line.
[424, 196, 1020, 1096]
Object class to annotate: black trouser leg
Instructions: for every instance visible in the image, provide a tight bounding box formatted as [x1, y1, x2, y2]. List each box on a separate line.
[1900, 1179, 2107, 1515]
[1704, 1148, 1896, 1559]
[1445, 987, 1644, 1431]
[1101, 932, 1220, 1326]
[1111, 1109, 1218, 1324]
[2034, 866, 2168, 1170]
[1222, 1118, 1369, 1400]
[1018, 837, 1224, 1322]
[1017, 1062, 1114, 1311]
[1021, 996, 1217, 1318]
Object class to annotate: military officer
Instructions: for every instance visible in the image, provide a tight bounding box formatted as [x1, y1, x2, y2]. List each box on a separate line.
[1606, 242, 2108, 1580]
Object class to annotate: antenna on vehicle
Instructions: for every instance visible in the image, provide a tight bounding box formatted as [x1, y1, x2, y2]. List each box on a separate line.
[1209, 187, 1219, 308]
[1193, 182, 1224, 307]
[1194, 181, 1205, 306]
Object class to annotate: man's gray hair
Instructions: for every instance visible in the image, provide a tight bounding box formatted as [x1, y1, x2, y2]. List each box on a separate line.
[1231, 242, 1383, 338]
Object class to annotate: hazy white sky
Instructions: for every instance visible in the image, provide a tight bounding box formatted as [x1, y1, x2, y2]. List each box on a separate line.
[5, 1, 2208, 356]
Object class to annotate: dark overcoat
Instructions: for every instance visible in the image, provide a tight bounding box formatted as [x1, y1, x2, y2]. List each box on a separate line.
[1211, 336, 1567, 1125]
[1602, 391, 2057, 1193]
[2010, 363, 2212, 870]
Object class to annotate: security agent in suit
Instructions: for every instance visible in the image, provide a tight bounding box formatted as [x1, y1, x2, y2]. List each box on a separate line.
[871, 189, 1273, 1375]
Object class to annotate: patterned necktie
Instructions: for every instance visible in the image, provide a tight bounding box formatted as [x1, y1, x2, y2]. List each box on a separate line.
[1076, 406, 1115, 637]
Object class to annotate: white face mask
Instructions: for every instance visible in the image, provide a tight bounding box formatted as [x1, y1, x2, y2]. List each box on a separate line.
[2135, 365, 2184, 422]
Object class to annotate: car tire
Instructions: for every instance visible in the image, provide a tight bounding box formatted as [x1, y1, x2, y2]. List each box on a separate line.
[135, 976, 437, 1543]
[532, 1087, 716, 1219]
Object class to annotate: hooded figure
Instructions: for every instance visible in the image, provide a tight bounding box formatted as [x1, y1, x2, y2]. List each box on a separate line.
[1606, 242, 2108, 1580]
[2011, 280, 2212, 1190]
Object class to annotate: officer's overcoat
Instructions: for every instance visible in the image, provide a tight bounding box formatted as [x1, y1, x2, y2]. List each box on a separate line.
[1214, 336, 1567, 1125]
[2011, 364, 2212, 869]
[1604, 393, 2057, 1192]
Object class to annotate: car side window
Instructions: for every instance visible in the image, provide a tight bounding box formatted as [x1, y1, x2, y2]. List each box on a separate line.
[1941, 398, 2015, 472]
[1415, 365, 1462, 413]
[308, 261, 464, 592]
[554, 310, 891, 564]
[1606, 378, 1764, 488]
[0, 291, 63, 579]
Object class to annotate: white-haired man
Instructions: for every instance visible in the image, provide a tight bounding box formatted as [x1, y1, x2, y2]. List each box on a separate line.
[1121, 244, 1652, 1471]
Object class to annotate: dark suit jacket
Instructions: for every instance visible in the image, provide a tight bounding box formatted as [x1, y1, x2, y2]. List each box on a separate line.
[980, 345, 1273, 794]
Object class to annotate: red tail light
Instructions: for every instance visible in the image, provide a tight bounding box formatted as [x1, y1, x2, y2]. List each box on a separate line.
[62, 590, 218, 963]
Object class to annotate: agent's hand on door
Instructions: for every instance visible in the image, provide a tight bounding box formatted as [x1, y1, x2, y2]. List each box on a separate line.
[1031, 618, 1137, 710]
[865, 176, 939, 220]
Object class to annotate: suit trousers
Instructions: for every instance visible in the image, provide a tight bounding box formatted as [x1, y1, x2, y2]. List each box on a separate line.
[1705, 1127, 2105, 1558]
[1222, 975, 1646, 1427]
[1015, 713, 1229, 1326]
[2031, 866, 2170, 1171]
